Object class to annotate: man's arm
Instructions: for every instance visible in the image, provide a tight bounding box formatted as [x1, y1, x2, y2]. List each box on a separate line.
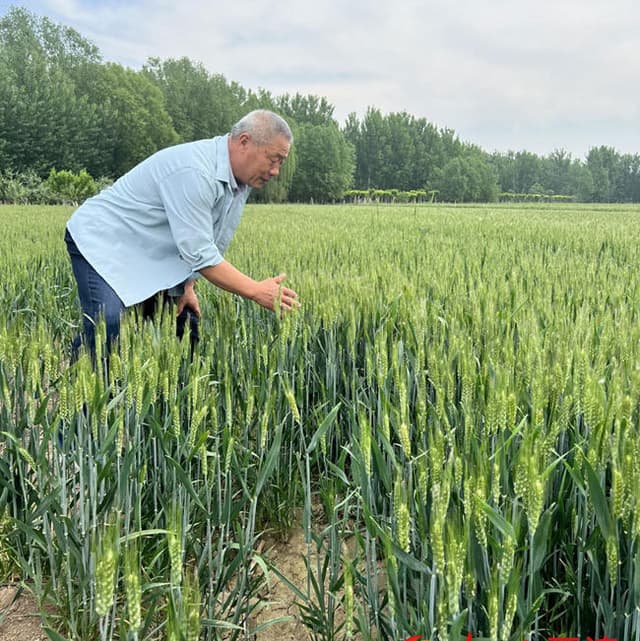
[199, 260, 299, 312]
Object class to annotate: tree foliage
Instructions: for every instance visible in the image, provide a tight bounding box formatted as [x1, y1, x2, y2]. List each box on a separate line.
[76, 62, 179, 176]
[1, 6, 640, 203]
[275, 93, 336, 127]
[288, 122, 355, 202]
[434, 153, 498, 202]
[346, 108, 463, 192]
[0, 7, 104, 175]
[143, 57, 246, 141]
[0, 6, 179, 178]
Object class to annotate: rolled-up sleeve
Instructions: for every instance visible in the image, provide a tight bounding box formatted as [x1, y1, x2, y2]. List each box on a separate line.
[157, 168, 224, 271]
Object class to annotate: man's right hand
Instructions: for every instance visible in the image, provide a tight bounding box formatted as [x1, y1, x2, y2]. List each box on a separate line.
[251, 273, 300, 312]
[200, 262, 300, 313]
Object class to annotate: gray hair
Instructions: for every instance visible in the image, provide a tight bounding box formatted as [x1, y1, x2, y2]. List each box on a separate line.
[230, 109, 293, 147]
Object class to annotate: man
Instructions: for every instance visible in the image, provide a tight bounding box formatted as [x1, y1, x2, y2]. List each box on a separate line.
[65, 109, 299, 356]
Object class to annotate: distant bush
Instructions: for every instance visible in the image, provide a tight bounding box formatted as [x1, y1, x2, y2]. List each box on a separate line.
[0, 169, 52, 204]
[46, 169, 98, 204]
[499, 192, 576, 203]
[0, 169, 110, 205]
[343, 188, 435, 203]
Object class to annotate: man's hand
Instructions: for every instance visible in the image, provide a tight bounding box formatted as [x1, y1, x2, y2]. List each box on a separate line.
[176, 280, 201, 317]
[251, 273, 300, 312]
[199, 262, 300, 314]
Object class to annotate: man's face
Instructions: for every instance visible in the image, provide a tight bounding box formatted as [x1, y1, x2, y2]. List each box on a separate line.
[235, 133, 290, 188]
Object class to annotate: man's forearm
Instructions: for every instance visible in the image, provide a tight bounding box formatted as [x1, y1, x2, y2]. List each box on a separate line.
[200, 261, 299, 312]
[199, 261, 258, 301]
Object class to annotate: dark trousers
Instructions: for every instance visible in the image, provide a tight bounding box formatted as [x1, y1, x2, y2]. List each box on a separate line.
[140, 290, 200, 354]
[65, 228, 199, 359]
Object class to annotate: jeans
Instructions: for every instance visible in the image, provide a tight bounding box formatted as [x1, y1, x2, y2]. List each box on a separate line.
[65, 228, 200, 359]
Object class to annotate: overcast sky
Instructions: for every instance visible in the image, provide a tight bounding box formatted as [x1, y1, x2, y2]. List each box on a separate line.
[6, 0, 640, 159]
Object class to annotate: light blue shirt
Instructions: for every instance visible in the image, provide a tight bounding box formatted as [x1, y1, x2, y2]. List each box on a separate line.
[66, 134, 250, 306]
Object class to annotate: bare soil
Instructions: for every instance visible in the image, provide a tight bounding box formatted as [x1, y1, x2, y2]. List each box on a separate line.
[0, 587, 48, 641]
[253, 526, 313, 641]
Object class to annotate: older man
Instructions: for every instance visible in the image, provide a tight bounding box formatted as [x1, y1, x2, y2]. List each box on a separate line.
[65, 109, 298, 356]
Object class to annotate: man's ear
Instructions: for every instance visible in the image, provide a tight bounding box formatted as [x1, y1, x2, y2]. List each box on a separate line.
[238, 132, 251, 148]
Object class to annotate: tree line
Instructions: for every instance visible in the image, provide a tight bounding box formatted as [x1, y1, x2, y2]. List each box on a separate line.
[1, 6, 639, 204]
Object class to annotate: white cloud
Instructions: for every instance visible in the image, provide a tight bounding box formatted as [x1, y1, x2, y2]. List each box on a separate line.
[16, 0, 640, 156]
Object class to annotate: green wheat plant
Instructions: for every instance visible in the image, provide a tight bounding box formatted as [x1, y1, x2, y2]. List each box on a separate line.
[2, 202, 640, 641]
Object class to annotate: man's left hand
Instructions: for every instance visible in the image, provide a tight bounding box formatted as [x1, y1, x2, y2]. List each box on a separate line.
[177, 281, 201, 317]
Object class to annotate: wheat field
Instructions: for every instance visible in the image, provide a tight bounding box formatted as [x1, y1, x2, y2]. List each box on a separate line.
[1, 202, 640, 641]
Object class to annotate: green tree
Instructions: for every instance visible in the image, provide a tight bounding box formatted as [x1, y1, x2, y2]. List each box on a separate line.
[542, 149, 573, 195]
[435, 153, 498, 202]
[143, 57, 246, 141]
[528, 182, 548, 196]
[409, 118, 450, 191]
[568, 161, 594, 202]
[77, 62, 179, 176]
[347, 107, 390, 189]
[514, 151, 543, 193]
[288, 122, 354, 202]
[621, 154, 640, 203]
[0, 6, 99, 79]
[489, 151, 518, 193]
[436, 157, 468, 202]
[381, 111, 415, 189]
[345, 108, 466, 192]
[0, 6, 103, 175]
[275, 93, 336, 126]
[586, 146, 622, 202]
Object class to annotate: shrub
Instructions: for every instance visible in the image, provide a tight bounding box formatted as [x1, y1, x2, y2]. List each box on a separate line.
[46, 168, 98, 204]
[0, 169, 50, 204]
